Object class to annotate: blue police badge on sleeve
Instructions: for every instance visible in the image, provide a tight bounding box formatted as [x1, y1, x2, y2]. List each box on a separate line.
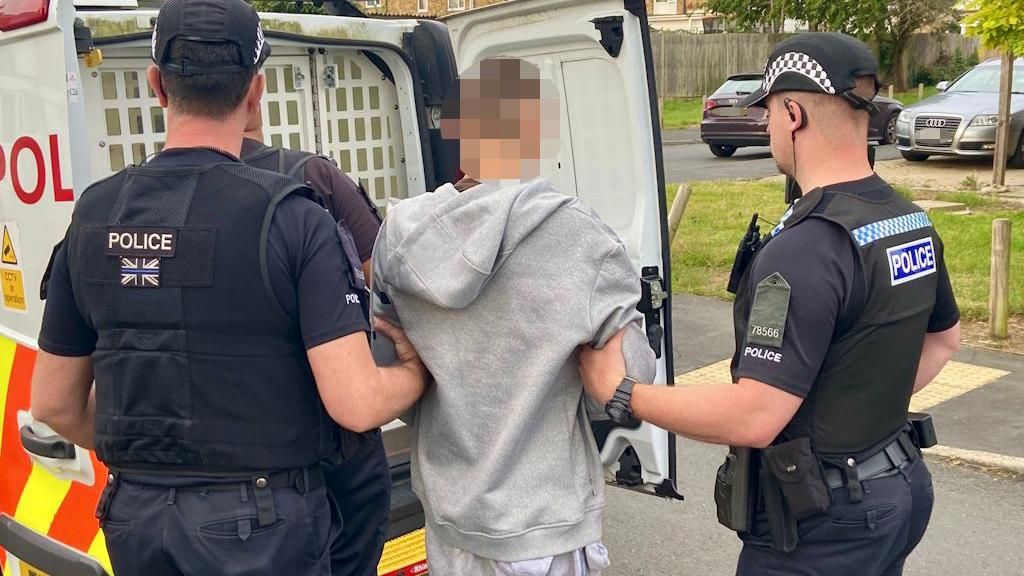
[886, 237, 936, 286]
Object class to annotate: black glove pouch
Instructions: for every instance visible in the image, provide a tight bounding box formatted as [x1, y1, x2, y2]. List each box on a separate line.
[762, 437, 832, 520]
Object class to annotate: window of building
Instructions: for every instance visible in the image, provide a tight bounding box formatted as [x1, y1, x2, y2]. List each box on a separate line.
[365, 0, 380, 7]
[448, 0, 465, 11]
[418, 0, 429, 11]
[653, 0, 677, 15]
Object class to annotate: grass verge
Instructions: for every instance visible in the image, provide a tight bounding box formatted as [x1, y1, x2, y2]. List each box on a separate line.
[668, 180, 1024, 322]
[892, 86, 941, 106]
[662, 98, 705, 131]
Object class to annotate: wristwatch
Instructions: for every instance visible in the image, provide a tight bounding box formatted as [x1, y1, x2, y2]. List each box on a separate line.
[605, 377, 638, 424]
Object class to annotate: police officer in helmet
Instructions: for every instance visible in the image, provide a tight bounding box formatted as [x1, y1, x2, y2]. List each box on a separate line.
[578, 33, 960, 575]
[29, 0, 427, 573]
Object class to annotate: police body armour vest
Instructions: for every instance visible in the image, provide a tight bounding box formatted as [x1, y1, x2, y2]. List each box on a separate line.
[68, 162, 338, 473]
[734, 185, 942, 456]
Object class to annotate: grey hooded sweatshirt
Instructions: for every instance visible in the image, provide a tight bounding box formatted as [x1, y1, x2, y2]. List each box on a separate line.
[371, 178, 656, 562]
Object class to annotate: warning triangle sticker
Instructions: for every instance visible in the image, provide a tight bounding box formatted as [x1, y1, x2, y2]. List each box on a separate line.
[2, 226, 17, 266]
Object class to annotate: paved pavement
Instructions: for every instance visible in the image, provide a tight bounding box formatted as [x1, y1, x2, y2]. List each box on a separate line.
[660, 133, 902, 183]
[600, 294, 1024, 575]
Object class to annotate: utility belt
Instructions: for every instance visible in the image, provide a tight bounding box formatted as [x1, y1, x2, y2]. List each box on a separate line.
[96, 465, 325, 529]
[715, 415, 936, 553]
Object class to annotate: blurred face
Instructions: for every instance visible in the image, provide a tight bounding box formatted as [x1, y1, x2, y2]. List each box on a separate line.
[766, 94, 796, 178]
[441, 59, 559, 182]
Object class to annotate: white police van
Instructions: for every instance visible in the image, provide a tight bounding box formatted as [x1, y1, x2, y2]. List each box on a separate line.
[0, 0, 680, 573]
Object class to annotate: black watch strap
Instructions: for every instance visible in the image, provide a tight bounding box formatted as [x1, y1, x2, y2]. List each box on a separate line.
[605, 377, 638, 423]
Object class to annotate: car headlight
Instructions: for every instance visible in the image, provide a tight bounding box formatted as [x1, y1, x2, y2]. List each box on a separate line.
[970, 114, 1000, 127]
[898, 110, 911, 123]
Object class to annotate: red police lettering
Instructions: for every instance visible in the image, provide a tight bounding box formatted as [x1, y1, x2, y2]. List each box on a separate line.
[11, 136, 45, 204]
[50, 134, 74, 202]
[0, 134, 74, 204]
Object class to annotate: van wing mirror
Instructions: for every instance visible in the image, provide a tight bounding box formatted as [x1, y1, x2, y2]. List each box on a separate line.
[936, 81, 949, 92]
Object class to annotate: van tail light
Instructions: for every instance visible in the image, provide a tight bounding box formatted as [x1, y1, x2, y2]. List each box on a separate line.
[704, 99, 720, 111]
[0, 0, 50, 32]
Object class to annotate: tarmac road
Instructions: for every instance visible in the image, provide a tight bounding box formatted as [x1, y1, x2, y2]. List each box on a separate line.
[661, 135, 902, 184]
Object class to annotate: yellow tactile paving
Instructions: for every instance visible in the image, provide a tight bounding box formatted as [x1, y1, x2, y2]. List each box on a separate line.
[674, 359, 732, 387]
[909, 360, 1010, 411]
[673, 359, 1011, 412]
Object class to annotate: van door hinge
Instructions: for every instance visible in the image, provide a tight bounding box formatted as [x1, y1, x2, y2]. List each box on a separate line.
[591, 16, 625, 58]
[637, 266, 667, 358]
[322, 64, 338, 89]
[307, 50, 322, 154]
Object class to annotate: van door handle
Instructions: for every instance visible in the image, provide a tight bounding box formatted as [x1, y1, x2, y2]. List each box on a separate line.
[20, 425, 77, 460]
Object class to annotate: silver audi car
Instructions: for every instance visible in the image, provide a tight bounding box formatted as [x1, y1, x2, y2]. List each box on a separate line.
[895, 57, 1024, 167]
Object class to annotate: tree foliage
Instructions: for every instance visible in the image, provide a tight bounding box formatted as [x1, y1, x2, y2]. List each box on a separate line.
[963, 0, 1024, 54]
[707, 0, 956, 88]
[249, 0, 325, 14]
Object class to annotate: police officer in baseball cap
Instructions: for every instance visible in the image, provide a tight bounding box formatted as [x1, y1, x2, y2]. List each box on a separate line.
[577, 32, 961, 575]
[30, 0, 428, 573]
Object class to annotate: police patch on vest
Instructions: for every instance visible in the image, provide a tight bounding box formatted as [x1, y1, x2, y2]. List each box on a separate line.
[120, 257, 161, 288]
[886, 237, 936, 286]
[748, 272, 790, 348]
[105, 227, 177, 257]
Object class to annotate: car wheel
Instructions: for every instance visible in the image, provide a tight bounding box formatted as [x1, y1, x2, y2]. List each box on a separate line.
[1008, 131, 1024, 169]
[709, 144, 738, 158]
[881, 113, 898, 145]
[900, 151, 930, 162]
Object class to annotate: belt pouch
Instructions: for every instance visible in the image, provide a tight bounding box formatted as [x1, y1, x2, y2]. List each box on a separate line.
[763, 437, 832, 520]
[760, 463, 799, 553]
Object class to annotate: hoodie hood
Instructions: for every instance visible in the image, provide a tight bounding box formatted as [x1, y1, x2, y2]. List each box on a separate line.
[377, 178, 575, 310]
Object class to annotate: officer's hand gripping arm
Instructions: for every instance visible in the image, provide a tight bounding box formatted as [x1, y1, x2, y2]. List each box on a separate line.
[307, 322, 428, 433]
[579, 332, 801, 448]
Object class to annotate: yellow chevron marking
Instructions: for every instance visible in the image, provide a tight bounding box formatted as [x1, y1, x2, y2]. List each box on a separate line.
[0, 336, 17, 443]
[12, 464, 72, 536]
[87, 529, 113, 575]
[377, 528, 427, 575]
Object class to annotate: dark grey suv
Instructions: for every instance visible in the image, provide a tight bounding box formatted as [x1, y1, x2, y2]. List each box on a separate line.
[895, 57, 1024, 167]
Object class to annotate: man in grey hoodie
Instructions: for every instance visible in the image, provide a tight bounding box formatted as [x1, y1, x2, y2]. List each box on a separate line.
[370, 58, 656, 575]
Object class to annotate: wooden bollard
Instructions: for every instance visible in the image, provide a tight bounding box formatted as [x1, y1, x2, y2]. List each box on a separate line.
[668, 183, 692, 246]
[989, 218, 1012, 339]
[888, 84, 894, 99]
[918, 83, 924, 101]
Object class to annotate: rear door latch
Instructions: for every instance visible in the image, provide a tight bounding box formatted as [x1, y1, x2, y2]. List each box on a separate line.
[637, 266, 667, 358]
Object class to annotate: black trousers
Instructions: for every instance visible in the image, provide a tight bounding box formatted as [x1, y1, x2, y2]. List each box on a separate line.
[326, 431, 392, 576]
[102, 475, 339, 576]
[736, 455, 934, 576]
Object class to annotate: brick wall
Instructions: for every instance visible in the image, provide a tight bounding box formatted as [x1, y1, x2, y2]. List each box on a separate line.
[645, 0, 710, 16]
[359, 0, 507, 17]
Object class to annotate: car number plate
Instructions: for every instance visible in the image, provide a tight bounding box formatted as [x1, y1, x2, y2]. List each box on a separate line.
[916, 127, 941, 141]
[713, 107, 747, 117]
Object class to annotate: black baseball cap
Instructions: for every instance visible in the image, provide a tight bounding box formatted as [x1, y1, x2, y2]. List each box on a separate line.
[739, 32, 881, 113]
[152, 0, 271, 76]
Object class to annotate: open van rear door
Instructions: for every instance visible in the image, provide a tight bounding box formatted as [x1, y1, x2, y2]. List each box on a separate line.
[442, 0, 680, 499]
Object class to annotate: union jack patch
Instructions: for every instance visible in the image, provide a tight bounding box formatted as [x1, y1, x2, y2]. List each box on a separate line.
[121, 257, 161, 288]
